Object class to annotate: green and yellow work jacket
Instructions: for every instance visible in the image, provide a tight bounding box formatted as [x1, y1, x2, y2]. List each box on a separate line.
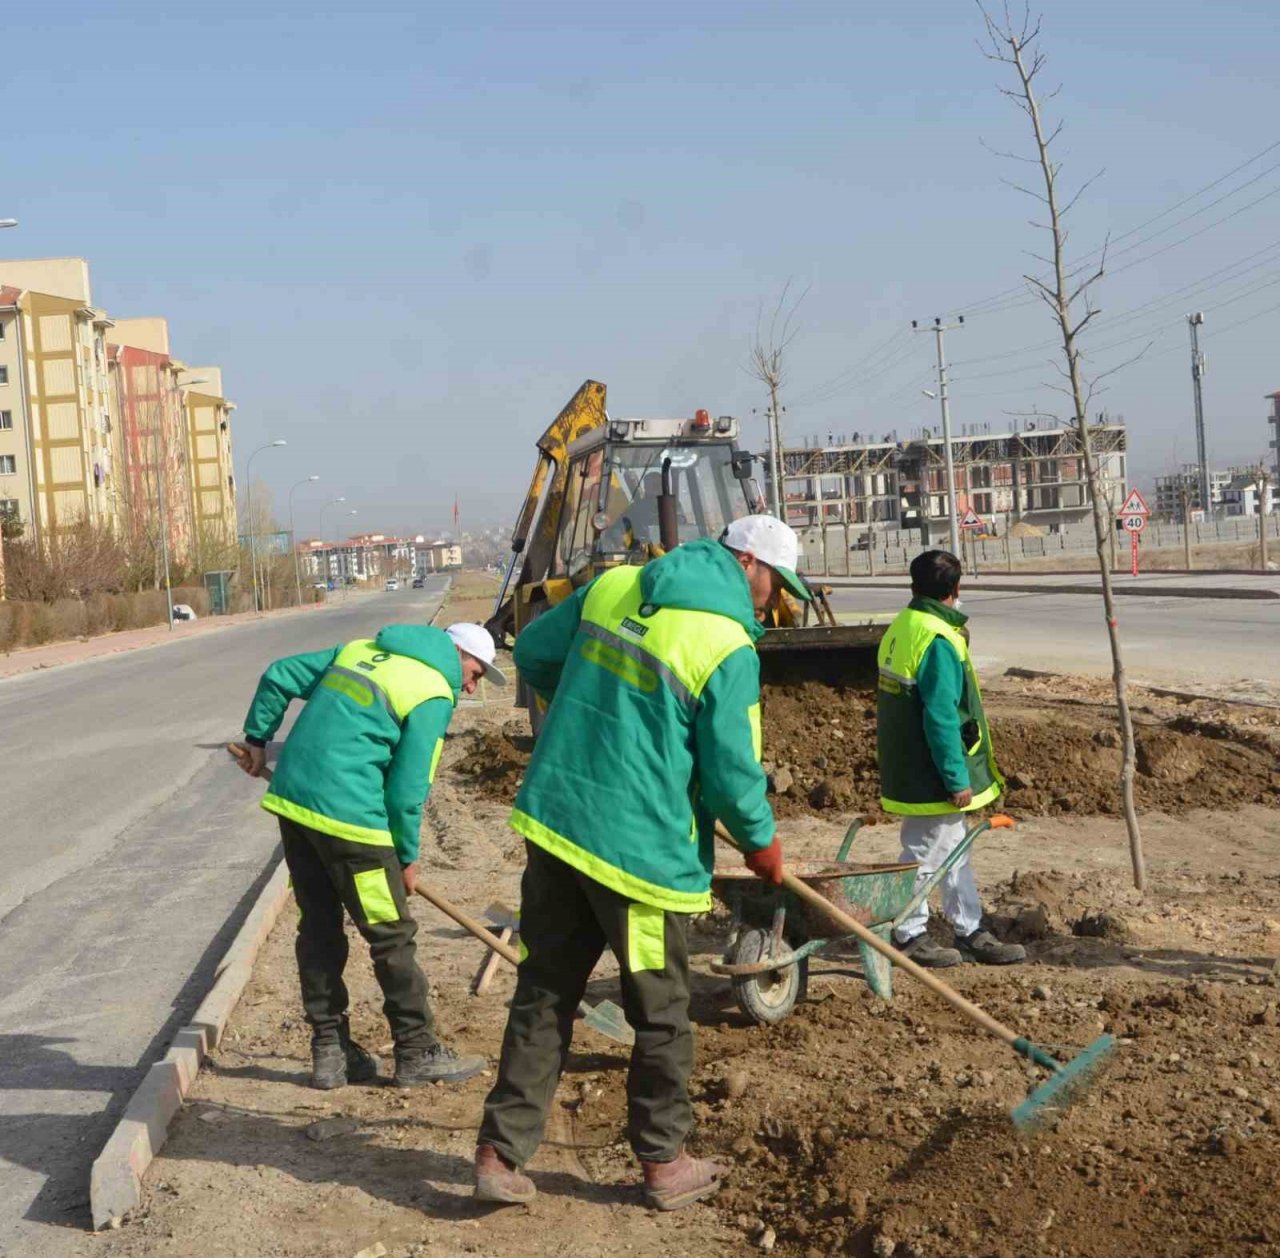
[876, 597, 1003, 815]
[242, 625, 461, 864]
[511, 540, 777, 914]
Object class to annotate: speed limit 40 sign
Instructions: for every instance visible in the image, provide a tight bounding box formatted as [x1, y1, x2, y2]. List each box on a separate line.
[1121, 513, 1147, 533]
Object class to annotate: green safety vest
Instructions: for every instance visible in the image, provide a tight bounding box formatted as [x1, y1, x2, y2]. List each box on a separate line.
[262, 638, 455, 846]
[876, 605, 1003, 815]
[511, 563, 760, 912]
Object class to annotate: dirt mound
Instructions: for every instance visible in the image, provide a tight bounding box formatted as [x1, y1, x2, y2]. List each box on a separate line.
[454, 724, 532, 800]
[453, 686, 1280, 821]
[761, 682, 1280, 819]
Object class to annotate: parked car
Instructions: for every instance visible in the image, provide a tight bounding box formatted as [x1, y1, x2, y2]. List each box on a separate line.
[385, 578, 400, 591]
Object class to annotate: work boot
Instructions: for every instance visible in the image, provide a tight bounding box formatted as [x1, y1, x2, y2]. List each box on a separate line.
[311, 1036, 381, 1090]
[393, 1042, 486, 1088]
[641, 1151, 727, 1212]
[958, 929, 1027, 965]
[473, 1144, 536, 1205]
[893, 933, 962, 968]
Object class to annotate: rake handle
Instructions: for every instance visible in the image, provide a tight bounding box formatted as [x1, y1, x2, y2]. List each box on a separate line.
[716, 823, 1023, 1051]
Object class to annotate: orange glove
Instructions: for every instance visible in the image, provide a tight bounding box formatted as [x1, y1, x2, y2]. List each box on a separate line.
[743, 836, 784, 886]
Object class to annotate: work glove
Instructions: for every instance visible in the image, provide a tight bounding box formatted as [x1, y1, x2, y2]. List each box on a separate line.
[743, 836, 784, 886]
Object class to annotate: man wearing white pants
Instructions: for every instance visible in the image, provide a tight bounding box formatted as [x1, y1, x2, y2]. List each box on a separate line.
[876, 550, 1025, 968]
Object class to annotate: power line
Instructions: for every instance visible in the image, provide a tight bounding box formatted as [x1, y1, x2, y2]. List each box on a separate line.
[947, 137, 1280, 318]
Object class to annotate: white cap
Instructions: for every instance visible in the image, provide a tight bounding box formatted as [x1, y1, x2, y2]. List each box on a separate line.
[721, 515, 811, 601]
[445, 622, 508, 685]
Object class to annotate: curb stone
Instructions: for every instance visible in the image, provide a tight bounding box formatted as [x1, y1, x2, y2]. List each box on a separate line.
[86, 579, 452, 1231]
[88, 860, 292, 1231]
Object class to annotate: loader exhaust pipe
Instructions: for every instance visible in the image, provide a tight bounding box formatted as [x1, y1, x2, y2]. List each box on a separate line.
[657, 456, 679, 552]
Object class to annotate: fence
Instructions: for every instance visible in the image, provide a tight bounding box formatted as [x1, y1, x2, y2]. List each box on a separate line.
[795, 513, 1280, 577]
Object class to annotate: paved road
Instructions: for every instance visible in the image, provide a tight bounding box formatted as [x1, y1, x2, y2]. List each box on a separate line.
[0, 578, 449, 1254]
[827, 584, 1280, 697]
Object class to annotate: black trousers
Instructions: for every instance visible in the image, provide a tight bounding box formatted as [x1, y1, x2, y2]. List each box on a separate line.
[278, 816, 437, 1050]
[479, 841, 693, 1165]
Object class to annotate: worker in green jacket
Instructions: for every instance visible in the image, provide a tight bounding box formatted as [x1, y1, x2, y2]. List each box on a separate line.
[877, 550, 1024, 968]
[474, 514, 808, 1212]
[238, 621, 506, 1089]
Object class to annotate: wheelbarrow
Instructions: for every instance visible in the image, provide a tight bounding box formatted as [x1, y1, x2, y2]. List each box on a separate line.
[708, 814, 1014, 1025]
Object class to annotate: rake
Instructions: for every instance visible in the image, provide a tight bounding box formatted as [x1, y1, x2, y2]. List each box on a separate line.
[716, 824, 1113, 1128]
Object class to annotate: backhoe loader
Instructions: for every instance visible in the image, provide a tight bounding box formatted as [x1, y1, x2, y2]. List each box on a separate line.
[486, 380, 888, 728]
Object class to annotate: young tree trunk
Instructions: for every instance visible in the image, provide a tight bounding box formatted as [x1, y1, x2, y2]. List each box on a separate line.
[984, 11, 1146, 891]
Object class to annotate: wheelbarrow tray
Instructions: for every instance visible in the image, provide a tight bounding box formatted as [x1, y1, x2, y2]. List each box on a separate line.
[712, 859, 919, 939]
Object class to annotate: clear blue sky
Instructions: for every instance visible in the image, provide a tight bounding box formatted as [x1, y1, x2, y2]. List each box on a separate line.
[5, 1, 1278, 537]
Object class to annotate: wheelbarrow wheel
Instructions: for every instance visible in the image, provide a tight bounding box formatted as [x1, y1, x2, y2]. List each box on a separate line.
[729, 926, 807, 1026]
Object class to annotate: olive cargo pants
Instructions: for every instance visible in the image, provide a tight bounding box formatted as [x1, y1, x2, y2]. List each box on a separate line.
[479, 842, 693, 1166]
[279, 816, 438, 1050]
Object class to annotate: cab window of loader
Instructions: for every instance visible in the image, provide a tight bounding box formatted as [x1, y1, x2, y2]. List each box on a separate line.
[557, 447, 605, 576]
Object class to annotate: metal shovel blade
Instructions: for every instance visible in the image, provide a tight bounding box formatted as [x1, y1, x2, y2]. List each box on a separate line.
[580, 998, 634, 1045]
[483, 904, 633, 1045]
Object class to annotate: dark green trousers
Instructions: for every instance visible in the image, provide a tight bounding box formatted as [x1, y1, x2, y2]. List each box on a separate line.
[278, 816, 438, 1050]
[479, 841, 693, 1165]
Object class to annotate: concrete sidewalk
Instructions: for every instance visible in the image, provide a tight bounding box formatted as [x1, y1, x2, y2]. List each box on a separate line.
[819, 570, 1280, 599]
[0, 598, 346, 681]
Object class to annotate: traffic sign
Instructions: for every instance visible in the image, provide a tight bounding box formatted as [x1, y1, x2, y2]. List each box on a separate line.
[959, 508, 984, 531]
[1121, 513, 1147, 533]
[1118, 488, 1150, 517]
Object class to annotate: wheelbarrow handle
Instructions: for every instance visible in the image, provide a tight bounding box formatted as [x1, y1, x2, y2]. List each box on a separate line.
[892, 813, 1015, 929]
[715, 822, 1023, 1051]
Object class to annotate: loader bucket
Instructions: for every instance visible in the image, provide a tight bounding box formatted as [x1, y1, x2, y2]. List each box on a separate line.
[756, 621, 890, 688]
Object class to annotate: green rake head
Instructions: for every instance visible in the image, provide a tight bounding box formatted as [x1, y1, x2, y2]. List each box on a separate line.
[1010, 1034, 1115, 1130]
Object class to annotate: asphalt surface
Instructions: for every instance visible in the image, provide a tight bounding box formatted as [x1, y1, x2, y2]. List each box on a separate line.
[827, 584, 1280, 696]
[0, 578, 449, 1254]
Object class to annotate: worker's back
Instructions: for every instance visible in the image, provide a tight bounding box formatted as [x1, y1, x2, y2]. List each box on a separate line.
[260, 625, 461, 846]
[510, 540, 774, 913]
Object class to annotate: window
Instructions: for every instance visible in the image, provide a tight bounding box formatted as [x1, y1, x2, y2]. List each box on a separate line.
[0, 454, 16, 475]
[0, 410, 11, 430]
[0, 499, 17, 519]
[0, 365, 7, 384]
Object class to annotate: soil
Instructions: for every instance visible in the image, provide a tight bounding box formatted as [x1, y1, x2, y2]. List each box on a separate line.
[90, 647, 1280, 1258]
[454, 672, 1280, 824]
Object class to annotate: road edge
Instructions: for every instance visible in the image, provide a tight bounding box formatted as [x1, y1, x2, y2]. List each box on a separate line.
[88, 859, 292, 1231]
[86, 576, 453, 1230]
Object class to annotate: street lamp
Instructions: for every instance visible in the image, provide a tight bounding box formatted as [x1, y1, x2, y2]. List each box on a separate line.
[289, 475, 320, 606]
[245, 439, 287, 611]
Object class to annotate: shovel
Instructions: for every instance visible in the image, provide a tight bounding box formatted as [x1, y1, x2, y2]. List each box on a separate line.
[715, 823, 1113, 1129]
[227, 744, 634, 1046]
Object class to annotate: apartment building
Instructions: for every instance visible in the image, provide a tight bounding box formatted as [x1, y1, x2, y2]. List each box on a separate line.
[108, 318, 198, 569]
[1153, 464, 1232, 521]
[0, 259, 119, 541]
[415, 538, 462, 573]
[777, 419, 1128, 539]
[181, 367, 237, 562]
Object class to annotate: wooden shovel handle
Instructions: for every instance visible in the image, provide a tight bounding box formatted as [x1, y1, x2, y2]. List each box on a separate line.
[228, 743, 522, 969]
[715, 822, 1021, 1049]
[413, 883, 523, 967]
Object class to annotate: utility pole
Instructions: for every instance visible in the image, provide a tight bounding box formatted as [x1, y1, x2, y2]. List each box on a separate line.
[913, 316, 963, 557]
[1180, 481, 1193, 571]
[1188, 312, 1210, 518]
[1256, 462, 1270, 572]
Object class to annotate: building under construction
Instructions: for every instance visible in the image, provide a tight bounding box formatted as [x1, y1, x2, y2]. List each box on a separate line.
[775, 419, 1128, 542]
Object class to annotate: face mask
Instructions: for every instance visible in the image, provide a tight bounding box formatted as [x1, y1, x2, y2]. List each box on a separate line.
[954, 599, 964, 610]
